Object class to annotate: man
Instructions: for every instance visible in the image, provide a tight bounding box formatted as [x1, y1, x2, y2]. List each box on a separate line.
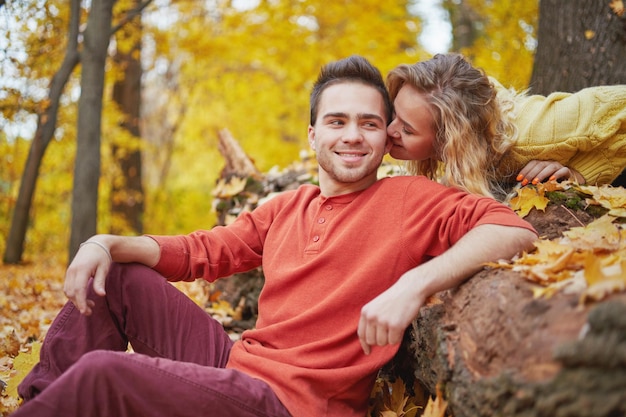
[14, 56, 536, 417]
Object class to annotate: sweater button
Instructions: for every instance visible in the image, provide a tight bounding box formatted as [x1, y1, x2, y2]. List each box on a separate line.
[318, 217, 325, 224]
[325, 205, 333, 211]
[312, 235, 320, 242]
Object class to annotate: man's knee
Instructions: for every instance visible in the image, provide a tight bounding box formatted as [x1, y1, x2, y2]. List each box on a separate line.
[74, 350, 127, 373]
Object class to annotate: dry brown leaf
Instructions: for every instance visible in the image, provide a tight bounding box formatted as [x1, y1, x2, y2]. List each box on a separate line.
[212, 176, 248, 198]
[540, 179, 571, 192]
[0, 328, 20, 358]
[377, 378, 421, 417]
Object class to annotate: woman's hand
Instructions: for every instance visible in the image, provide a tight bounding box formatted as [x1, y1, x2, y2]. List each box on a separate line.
[516, 160, 585, 185]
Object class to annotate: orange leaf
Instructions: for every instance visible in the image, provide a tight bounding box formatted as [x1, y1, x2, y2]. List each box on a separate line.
[562, 215, 622, 252]
[509, 186, 549, 218]
[422, 384, 447, 417]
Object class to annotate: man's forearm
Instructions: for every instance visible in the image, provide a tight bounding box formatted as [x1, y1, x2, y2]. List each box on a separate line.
[404, 224, 537, 298]
[358, 224, 536, 354]
[87, 234, 160, 267]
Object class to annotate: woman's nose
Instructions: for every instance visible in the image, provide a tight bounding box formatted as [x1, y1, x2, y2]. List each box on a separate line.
[387, 119, 400, 137]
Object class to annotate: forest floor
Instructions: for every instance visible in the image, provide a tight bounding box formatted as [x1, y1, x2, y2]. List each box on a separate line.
[0, 260, 215, 416]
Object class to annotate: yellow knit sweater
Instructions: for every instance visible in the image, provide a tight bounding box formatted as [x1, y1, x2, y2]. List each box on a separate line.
[494, 79, 626, 185]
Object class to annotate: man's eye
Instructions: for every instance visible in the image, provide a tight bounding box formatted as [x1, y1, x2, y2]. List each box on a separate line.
[402, 127, 413, 135]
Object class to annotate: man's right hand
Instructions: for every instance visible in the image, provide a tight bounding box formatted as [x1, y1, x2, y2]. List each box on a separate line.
[63, 235, 161, 315]
[64, 238, 113, 316]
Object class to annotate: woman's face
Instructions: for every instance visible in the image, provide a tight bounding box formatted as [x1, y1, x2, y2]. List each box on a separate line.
[387, 84, 437, 161]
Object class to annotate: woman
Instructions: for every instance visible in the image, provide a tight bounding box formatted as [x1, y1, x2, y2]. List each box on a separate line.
[386, 53, 626, 199]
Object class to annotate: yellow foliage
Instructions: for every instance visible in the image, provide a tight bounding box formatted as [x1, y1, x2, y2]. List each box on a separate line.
[460, 0, 538, 89]
[3, 342, 41, 405]
[489, 182, 626, 303]
[509, 185, 549, 218]
[576, 184, 626, 217]
[562, 214, 624, 252]
[494, 214, 626, 304]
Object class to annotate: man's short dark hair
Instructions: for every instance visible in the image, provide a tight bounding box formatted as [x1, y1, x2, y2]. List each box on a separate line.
[310, 55, 393, 126]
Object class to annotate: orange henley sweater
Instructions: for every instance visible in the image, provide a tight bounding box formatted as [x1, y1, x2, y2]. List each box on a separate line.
[149, 176, 535, 417]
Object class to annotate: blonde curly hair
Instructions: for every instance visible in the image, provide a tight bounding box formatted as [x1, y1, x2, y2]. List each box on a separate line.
[387, 53, 518, 199]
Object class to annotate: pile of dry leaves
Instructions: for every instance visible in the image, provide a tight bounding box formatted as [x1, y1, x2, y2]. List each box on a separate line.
[493, 181, 626, 304]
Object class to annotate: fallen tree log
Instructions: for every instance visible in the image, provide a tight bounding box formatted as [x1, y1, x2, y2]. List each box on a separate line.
[392, 204, 626, 417]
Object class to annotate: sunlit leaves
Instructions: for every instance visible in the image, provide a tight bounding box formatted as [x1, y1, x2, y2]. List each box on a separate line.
[456, 0, 538, 89]
[491, 215, 626, 304]
[146, 0, 427, 174]
[2, 342, 41, 410]
[509, 184, 549, 217]
[577, 184, 626, 217]
[491, 182, 626, 303]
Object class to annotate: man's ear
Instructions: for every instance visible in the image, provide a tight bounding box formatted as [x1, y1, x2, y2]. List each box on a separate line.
[307, 126, 316, 149]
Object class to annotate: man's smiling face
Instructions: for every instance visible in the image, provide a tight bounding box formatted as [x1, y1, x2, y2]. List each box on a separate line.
[308, 81, 391, 196]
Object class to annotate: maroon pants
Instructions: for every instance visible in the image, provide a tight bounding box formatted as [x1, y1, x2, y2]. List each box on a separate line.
[13, 263, 291, 417]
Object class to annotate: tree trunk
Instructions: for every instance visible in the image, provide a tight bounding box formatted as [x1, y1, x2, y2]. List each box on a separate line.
[111, 2, 144, 235]
[444, 0, 480, 52]
[530, 0, 626, 193]
[69, 0, 116, 259]
[3, 0, 81, 264]
[530, 0, 626, 94]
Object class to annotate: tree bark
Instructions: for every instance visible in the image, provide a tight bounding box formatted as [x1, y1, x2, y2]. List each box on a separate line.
[391, 205, 626, 417]
[218, 129, 261, 178]
[4, 0, 153, 263]
[3, 0, 81, 264]
[111, 1, 145, 235]
[69, 0, 116, 259]
[444, 0, 480, 52]
[530, 0, 626, 94]
[530, 0, 626, 194]
[400, 278, 626, 417]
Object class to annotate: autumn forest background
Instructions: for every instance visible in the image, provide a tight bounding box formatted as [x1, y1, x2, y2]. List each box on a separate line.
[0, 0, 541, 264]
[1, 0, 625, 416]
